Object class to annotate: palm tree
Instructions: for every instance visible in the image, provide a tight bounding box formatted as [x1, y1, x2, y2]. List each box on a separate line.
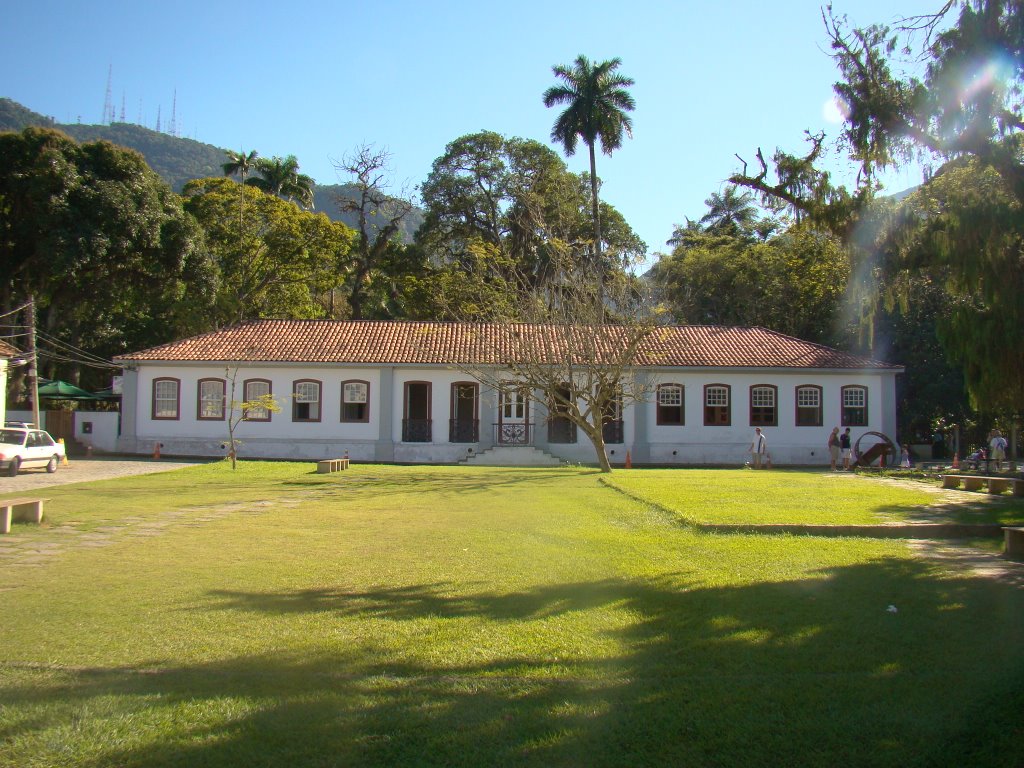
[222, 149, 259, 183]
[699, 186, 759, 236]
[248, 155, 315, 209]
[543, 55, 635, 264]
[222, 149, 259, 242]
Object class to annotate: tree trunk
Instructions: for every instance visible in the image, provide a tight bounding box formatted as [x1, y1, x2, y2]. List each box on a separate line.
[588, 142, 602, 262]
[581, 420, 613, 473]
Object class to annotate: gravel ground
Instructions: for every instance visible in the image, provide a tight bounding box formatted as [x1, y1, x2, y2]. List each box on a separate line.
[0, 456, 209, 492]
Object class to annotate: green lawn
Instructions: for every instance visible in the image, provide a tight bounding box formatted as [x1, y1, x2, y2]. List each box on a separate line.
[1, 463, 1022, 767]
[603, 468, 1024, 526]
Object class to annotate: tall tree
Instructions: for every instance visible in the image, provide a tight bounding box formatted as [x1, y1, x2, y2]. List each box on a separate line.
[247, 154, 315, 209]
[415, 130, 645, 319]
[221, 149, 258, 182]
[183, 177, 353, 325]
[698, 186, 760, 236]
[332, 145, 415, 320]
[543, 55, 635, 265]
[222, 148, 259, 231]
[729, 1, 1023, 415]
[0, 127, 215, 385]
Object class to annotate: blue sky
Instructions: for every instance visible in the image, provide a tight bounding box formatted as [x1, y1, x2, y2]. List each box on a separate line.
[4, 0, 938, 267]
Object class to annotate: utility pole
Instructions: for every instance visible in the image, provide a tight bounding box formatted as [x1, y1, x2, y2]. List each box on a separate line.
[25, 296, 39, 427]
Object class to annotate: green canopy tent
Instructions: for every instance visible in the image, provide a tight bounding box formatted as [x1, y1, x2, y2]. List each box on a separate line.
[36, 379, 103, 401]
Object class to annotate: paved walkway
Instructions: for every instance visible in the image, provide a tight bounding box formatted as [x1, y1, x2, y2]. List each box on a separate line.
[0, 457, 207, 492]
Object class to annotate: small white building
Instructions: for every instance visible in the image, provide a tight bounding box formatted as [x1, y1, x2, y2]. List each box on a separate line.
[114, 320, 901, 466]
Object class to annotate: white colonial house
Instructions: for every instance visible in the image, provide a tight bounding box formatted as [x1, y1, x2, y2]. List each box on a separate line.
[114, 320, 902, 466]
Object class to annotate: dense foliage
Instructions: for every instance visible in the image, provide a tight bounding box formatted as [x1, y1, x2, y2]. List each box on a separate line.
[414, 130, 645, 319]
[0, 127, 215, 385]
[651, 209, 850, 346]
[182, 177, 354, 325]
[729, 0, 1023, 420]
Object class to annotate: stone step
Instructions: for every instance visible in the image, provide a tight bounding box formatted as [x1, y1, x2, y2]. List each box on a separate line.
[462, 446, 563, 467]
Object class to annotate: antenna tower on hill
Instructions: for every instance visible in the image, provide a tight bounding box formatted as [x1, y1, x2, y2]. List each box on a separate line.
[155, 105, 161, 133]
[120, 92, 126, 123]
[102, 65, 114, 124]
[169, 89, 178, 137]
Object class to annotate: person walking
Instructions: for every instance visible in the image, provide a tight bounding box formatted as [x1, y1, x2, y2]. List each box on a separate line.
[828, 427, 841, 471]
[989, 429, 1008, 472]
[840, 428, 853, 470]
[749, 427, 768, 469]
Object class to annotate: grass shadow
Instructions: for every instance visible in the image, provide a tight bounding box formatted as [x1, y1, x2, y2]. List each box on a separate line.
[5, 558, 1024, 766]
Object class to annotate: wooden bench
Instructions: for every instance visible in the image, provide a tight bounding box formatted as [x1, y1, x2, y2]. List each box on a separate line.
[316, 458, 350, 474]
[939, 475, 1024, 496]
[0, 497, 48, 534]
[1005, 527, 1024, 558]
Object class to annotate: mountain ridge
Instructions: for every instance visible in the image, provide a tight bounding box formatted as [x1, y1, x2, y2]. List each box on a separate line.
[0, 97, 423, 241]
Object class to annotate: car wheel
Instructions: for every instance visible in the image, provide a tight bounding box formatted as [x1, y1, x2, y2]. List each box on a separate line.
[7, 457, 19, 477]
[47, 455, 59, 473]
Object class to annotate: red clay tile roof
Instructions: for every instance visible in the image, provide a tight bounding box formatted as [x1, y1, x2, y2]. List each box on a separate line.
[116, 320, 899, 370]
[0, 339, 20, 358]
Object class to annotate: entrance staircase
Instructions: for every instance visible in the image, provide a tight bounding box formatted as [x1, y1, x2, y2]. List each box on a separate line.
[460, 445, 563, 467]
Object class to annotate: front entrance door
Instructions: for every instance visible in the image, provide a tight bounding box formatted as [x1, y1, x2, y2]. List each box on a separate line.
[497, 387, 530, 445]
[402, 381, 432, 442]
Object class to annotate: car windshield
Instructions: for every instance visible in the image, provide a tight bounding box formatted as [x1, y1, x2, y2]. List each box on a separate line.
[0, 429, 28, 446]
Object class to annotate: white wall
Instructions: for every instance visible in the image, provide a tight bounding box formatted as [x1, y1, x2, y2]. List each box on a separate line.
[7, 409, 120, 453]
[124, 364, 386, 460]
[641, 370, 895, 466]
[73, 412, 120, 452]
[119, 362, 900, 466]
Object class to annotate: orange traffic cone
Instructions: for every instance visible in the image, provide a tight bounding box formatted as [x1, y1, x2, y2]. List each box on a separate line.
[625, 451, 632, 469]
[952, 452, 959, 469]
[153, 442, 161, 460]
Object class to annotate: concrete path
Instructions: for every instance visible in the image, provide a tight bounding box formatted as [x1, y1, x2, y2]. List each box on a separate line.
[0, 457, 208, 492]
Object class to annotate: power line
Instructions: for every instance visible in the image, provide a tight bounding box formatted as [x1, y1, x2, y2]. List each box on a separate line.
[0, 302, 33, 321]
[35, 329, 117, 367]
[35, 349, 120, 370]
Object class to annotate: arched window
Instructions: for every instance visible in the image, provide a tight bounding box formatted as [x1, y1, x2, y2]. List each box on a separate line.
[152, 378, 180, 420]
[704, 384, 730, 426]
[750, 385, 778, 427]
[656, 384, 684, 426]
[341, 380, 370, 423]
[841, 385, 868, 426]
[292, 379, 322, 422]
[795, 385, 822, 427]
[243, 379, 273, 422]
[197, 378, 226, 421]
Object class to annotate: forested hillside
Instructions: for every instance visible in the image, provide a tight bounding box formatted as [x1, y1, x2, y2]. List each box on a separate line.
[0, 98, 422, 240]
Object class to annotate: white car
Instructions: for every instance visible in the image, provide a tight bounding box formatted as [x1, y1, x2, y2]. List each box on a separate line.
[0, 424, 66, 476]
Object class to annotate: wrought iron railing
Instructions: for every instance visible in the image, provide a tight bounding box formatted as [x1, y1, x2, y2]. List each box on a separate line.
[402, 418, 432, 443]
[449, 419, 479, 443]
[494, 422, 533, 446]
